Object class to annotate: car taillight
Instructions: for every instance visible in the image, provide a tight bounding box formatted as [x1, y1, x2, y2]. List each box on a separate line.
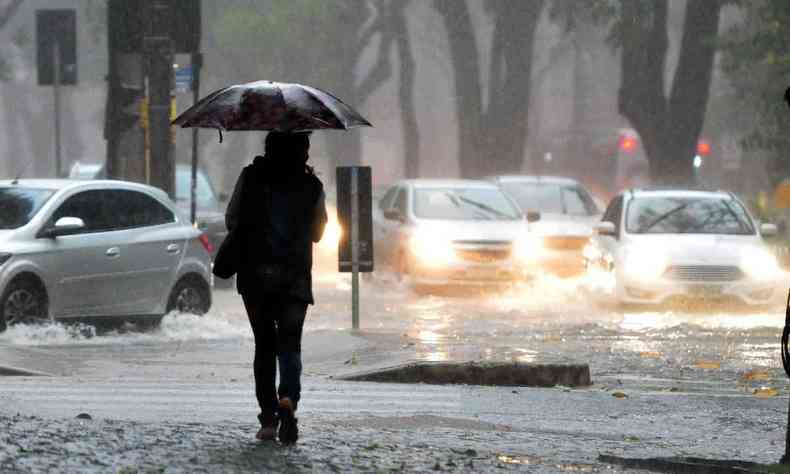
[198, 233, 214, 254]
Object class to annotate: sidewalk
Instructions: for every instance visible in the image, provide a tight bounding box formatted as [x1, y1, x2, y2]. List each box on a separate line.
[0, 373, 785, 473]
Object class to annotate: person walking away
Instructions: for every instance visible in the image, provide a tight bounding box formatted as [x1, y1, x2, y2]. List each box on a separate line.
[225, 131, 327, 443]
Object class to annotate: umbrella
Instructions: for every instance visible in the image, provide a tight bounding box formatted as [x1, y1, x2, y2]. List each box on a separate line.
[172, 80, 372, 141]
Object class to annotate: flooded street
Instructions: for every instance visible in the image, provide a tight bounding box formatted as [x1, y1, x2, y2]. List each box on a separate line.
[2, 269, 789, 393]
[2, 270, 790, 472]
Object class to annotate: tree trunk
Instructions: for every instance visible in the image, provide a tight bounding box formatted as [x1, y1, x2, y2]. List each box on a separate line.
[434, 0, 483, 178]
[435, 0, 542, 178]
[482, 0, 543, 176]
[392, 2, 419, 179]
[618, 0, 722, 187]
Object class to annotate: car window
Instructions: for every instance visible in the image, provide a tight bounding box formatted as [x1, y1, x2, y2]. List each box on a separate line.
[626, 197, 755, 235]
[393, 188, 408, 214]
[379, 186, 398, 211]
[104, 190, 175, 229]
[413, 187, 521, 221]
[175, 167, 217, 209]
[563, 188, 591, 215]
[0, 188, 55, 229]
[500, 182, 563, 214]
[50, 190, 113, 233]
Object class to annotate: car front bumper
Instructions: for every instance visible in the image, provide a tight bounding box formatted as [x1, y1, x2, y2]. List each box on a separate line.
[410, 260, 526, 287]
[616, 273, 776, 306]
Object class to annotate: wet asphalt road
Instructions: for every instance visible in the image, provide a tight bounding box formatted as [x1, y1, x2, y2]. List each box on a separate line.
[1, 269, 790, 472]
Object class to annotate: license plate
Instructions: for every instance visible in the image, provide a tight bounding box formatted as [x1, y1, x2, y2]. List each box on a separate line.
[686, 285, 723, 297]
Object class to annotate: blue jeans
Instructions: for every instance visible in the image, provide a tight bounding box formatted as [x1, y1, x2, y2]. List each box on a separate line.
[242, 293, 307, 425]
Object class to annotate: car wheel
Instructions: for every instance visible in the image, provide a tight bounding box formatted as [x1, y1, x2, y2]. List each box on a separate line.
[167, 277, 210, 315]
[0, 277, 49, 331]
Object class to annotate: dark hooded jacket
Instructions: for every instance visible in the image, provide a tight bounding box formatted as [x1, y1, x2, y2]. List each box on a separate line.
[225, 154, 327, 304]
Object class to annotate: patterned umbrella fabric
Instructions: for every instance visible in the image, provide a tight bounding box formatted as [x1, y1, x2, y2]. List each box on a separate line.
[172, 80, 371, 139]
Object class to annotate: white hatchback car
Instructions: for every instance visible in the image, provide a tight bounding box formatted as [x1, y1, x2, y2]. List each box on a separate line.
[584, 189, 779, 307]
[373, 179, 538, 289]
[0, 179, 213, 331]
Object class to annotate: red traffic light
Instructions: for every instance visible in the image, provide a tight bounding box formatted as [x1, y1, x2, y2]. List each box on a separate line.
[619, 137, 637, 153]
[697, 140, 711, 156]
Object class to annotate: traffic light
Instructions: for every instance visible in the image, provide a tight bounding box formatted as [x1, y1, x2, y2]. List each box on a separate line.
[697, 140, 711, 156]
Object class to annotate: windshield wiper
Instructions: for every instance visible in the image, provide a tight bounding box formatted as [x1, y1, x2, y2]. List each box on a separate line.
[457, 196, 513, 220]
[636, 201, 697, 233]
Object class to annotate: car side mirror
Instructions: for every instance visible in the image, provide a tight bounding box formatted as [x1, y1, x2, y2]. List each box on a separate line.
[760, 223, 778, 238]
[525, 211, 541, 223]
[383, 209, 405, 222]
[594, 221, 616, 237]
[41, 217, 85, 238]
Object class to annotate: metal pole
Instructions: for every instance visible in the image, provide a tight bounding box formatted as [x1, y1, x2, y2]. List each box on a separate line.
[351, 167, 360, 330]
[190, 53, 202, 225]
[783, 398, 790, 464]
[53, 40, 62, 178]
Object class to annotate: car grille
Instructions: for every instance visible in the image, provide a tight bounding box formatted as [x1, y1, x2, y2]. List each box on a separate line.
[455, 248, 511, 263]
[543, 236, 589, 251]
[452, 241, 512, 263]
[664, 265, 744, 282]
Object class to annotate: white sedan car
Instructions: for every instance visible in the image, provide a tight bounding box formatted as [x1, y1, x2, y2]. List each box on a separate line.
[491, 175, 602, 277]
[584, 189, 779, 307]
[373, 179, 539, 290]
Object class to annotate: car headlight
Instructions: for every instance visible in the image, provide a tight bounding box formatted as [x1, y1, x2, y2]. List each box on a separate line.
[741, 247, 779, 280]
[513, 234, 542, 262]
[622, 245, 667, 279]
[410, 232, 455, 266]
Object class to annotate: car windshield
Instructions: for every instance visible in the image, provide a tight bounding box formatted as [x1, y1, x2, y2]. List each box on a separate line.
[0, 188, 55, 229]
[499, 182, 598, 216]
[175, 168, 218, 210]
[413, 187, 521, 221]
[626, 197, 755, 235]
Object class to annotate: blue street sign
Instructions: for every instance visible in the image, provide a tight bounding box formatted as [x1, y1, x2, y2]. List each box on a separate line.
[175, 65, 192, 92]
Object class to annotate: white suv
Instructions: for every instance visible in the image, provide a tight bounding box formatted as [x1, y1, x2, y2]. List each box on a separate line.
[584, 189, 779, 307]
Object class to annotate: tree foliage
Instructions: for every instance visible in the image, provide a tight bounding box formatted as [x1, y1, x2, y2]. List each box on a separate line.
[720, 0, 790, 184]
[211, 0, 418, 177]
[556, 0, 724, 186]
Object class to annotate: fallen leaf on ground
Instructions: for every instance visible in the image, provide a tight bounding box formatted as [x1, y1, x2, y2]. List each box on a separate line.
[741, 370, 771, 382]
[695, 360, 721, 369]
[612, 391, 628, 399]
[639, 351, 662, 359]
[754, 387, 779, 398]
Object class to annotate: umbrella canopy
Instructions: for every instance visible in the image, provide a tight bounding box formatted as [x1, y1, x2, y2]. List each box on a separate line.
[172, 80, 371, 138]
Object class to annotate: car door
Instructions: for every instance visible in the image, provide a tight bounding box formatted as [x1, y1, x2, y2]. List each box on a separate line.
[43, 190, 131, 318]
[104, 189, 182, 315]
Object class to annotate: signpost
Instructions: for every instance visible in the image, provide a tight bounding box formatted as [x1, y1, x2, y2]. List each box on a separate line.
[337, 166, 374, 330]
[36, 9, 77, 178]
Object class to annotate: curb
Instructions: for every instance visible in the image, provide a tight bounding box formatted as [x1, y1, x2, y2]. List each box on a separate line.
[0, 365, 51, 377]
[598, 455, 775, 474]
[337, 361, 592, 387]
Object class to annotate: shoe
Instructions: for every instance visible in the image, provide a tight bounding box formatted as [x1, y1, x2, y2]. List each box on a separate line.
[256, 415, 278, 441]
[277, 398, 298, 444]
